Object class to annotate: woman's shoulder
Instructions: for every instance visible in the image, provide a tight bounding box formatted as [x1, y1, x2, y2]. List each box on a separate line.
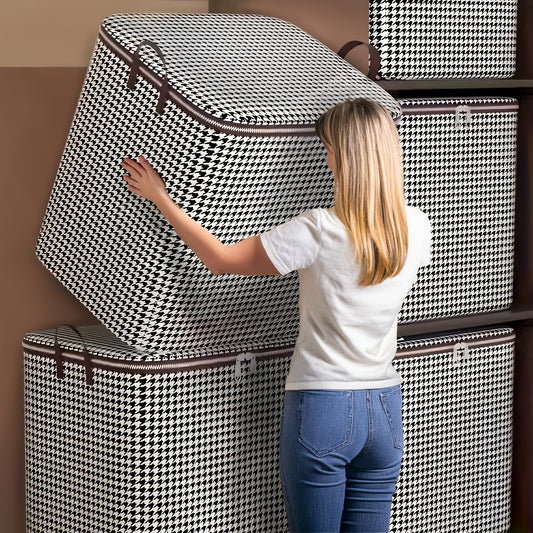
[294, 207, 337, 230]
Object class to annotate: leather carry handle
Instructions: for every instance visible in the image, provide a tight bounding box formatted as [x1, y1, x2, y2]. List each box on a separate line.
[337, 41, 381, 80]
[127, 39, 170, 115]
[54, 325, 94, 386]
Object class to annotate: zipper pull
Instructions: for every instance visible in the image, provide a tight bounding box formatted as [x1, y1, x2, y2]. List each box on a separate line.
[455, 105, 472, 130]
[453, 342, 471, 365]
[235, 353, 257, 378]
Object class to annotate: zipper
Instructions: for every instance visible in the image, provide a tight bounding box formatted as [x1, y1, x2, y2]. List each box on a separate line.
[395, 331, 516, 360]
[23, 330, 515, 378]
[399, 100, 519, 116]
[22, 338, 294, 376]
[98, 26, 318, 138]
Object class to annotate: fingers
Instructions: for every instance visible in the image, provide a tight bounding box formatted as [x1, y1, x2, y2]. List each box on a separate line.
[138, 155, 154, 172]
[123, 174, 143, 197]
[121, 157, 146, 177]
[121, 156, 163, 202]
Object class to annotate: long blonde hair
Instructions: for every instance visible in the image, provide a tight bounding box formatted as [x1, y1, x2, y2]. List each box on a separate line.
[316, 98, 408, 286]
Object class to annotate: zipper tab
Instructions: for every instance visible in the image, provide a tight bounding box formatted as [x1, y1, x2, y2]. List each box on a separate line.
[455, 105, 472, 129]
[453, 342, 471, 365]
[235, 353, 257, 378]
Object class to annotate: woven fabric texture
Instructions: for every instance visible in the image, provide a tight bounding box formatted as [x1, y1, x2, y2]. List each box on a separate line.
[369, 0, 518, 79]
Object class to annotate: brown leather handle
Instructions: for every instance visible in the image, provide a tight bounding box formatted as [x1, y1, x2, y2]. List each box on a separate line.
[54, 325, 93, 386]
[337, 40, 381, 80]
[127, 39, 170, 115]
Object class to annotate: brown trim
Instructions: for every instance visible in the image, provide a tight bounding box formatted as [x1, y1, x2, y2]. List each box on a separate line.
[98, 25, 318, 138]
[22, 338, 294, 376]
[394, 331, 516, 360]
[400, 100, 520, 116]
[23, 330, 516, 376]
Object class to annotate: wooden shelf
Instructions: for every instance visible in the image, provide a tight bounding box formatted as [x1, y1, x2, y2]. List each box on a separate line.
[377, 78, 533, 92]
[398, 306, 533, 338]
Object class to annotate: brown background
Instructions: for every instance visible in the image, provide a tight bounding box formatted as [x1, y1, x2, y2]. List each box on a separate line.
[1, 0, 531, 531]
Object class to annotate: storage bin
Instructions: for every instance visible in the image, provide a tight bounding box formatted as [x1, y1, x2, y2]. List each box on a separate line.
[23, 325, 292, 532]
[23, 325, 514, 532]
[390, 327, 514, 532]
[369, 0, 518, 79]
[35, 13, 401, 354]
[397, 97, 518, 323]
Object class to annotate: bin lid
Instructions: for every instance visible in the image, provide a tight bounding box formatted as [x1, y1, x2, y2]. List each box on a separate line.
[100, 13, 401, 131]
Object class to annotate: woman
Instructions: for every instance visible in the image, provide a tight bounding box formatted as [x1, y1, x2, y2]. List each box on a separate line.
[122, 98, 431, 533]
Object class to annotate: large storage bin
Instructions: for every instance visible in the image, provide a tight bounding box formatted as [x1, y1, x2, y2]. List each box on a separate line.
[369, 0, 518, 79]
[397, 97, 518, 323]
[24, 325, 514, 533]
[35, 13, 401, 355]
[390, 327, 514, 532]
[23, 325, 292, 533]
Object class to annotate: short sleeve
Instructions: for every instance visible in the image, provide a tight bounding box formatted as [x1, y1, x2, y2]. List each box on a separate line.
[260, 210, 322, 275]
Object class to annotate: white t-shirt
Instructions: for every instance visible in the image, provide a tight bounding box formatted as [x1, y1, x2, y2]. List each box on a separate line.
[260, 206, 431, 390]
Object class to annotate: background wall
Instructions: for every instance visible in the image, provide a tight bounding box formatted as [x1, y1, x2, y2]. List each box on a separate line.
[0, 3, 208, 532]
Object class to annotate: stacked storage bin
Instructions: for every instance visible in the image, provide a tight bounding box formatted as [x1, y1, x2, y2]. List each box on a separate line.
[367, 1, 518, 531]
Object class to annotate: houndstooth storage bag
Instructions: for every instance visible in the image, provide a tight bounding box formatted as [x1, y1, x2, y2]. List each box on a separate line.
[23, 325, 514, 532]
[390, 327, 514, 532]
[369, 0, 518, 79]
[397, 96, 517, 323]
[36, 13, 401, 355]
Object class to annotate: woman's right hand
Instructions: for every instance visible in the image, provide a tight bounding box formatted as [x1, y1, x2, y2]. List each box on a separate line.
[122, 156, 169, 205]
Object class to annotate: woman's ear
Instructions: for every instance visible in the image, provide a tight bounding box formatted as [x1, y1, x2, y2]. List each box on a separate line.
[326, 149, 336, 176]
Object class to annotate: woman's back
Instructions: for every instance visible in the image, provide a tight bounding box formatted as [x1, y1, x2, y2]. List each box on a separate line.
[261, 204, 431, 389]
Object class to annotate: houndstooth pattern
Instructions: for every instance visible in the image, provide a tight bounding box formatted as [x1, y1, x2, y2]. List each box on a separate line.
[101, 13, 401, 124]
[398, 97, 517, 323]
[390, 327, 514, 532]
[36, 14, 400, 355]
[24, 326, 513, 532]
[24, 326, 292, 533]
[369, 0, 518, 79]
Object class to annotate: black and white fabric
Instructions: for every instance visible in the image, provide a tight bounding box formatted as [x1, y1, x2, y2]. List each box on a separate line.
[390, 327, 514, 532]
[369, 0, 518, 79]
[397, 97, 517, 323]
[23, 325, 513, 532]
[36, 13, 401, 355]
[23, 325, 292, 533]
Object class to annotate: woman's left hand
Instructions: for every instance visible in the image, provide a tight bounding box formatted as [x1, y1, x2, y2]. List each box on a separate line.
[122, 156, 168, 205]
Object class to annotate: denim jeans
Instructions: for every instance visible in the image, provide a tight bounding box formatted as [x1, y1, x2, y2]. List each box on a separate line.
[279, 386, 403, 533]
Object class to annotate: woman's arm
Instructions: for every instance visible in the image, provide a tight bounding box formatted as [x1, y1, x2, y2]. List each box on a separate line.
[121, 156, 280, 276]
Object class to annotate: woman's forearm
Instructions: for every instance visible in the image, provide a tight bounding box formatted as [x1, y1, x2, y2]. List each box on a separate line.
[154, 193, 227, 274]
[122, 156, 280, 276]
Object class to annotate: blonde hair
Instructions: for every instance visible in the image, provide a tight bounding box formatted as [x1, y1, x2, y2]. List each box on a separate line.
[316, 98, 408, 286]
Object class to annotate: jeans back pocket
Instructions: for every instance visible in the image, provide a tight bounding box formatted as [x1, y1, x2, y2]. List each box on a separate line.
[298, 390, 353, 457]
[380, 387, 403, 450]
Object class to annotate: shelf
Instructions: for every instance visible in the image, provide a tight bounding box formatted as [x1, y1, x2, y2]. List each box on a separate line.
[377, 78, 533, 91]
[398, 306, 533, 338]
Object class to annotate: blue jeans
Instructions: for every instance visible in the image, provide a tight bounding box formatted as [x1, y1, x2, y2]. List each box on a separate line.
[279, 387, 403, 533]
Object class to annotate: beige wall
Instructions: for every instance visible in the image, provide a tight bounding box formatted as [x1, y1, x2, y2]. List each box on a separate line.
[0, 0, 208, 66]
[1, 3, 207, 532]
